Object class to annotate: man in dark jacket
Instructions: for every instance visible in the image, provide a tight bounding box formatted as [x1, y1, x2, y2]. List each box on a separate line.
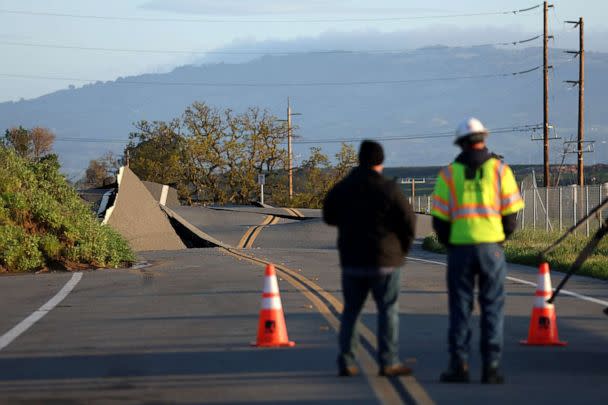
[323, 140, 416, 377]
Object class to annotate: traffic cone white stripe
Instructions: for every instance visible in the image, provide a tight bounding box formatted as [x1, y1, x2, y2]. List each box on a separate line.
[537, 274, 552, 294]
[264, 276, 279, 293]
[532, 269, 553, 308]
[535, 297, 551, 308]
[262, 297, 283, 310]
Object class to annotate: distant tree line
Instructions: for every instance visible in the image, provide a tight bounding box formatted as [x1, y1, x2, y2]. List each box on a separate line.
[1, 102, 358, 208]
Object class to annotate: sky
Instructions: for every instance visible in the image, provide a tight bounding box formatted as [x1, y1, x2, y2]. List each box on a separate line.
[1, 0, 608, 102]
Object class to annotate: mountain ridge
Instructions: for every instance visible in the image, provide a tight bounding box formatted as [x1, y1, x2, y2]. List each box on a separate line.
[1, 45, 606, 175]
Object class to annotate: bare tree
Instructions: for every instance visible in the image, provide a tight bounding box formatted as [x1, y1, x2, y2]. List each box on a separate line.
[29, 127, 55, 159]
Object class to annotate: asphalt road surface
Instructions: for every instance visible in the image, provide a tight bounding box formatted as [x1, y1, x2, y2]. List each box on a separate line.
[1, 207, 607, 404]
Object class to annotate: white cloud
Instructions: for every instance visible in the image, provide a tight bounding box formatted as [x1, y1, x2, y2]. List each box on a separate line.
[431, 117, 449, 127]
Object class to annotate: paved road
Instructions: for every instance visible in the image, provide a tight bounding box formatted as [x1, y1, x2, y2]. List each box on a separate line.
[1, 207, 607, 404]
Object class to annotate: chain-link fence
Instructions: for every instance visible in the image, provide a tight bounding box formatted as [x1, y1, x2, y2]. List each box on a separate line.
[518, 183, 608, 236]
[408, 183, 608, 237]
[409, 194, 433, 215]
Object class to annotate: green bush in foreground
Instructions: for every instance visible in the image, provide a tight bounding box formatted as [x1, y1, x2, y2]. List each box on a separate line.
[422, 229, 608, 280]
[0, 147, 135, 272]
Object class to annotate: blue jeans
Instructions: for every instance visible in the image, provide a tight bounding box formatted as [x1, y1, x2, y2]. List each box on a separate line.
[447, 243, 506, 366]
[338, 270, 401, 369]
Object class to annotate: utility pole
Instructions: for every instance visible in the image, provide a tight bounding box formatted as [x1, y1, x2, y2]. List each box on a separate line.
[565, 18, 585, 186]
[578, 17, 585, 187]
[543, 1, 554, 187]
[284, 98, 301, 201]
[398, 178, 426, 208]
[287, 98, 293, 200]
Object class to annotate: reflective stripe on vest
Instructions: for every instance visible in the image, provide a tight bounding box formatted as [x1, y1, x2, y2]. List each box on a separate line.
[444, 157, 508, 244]
[441, 160, 505, 220]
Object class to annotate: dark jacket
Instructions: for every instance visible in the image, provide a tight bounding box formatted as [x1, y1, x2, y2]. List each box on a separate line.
[432, 148, 517, 246]
[323, 166, 416, 269]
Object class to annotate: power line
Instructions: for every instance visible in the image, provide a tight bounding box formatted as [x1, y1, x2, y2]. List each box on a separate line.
[294, 124, 542, 144]
[0, 65, 542, 88]
[0, 34, 543, 56]
[54, 137, 128, 144]
[53, 124, 542, 145]
[0, 5, 541, 23]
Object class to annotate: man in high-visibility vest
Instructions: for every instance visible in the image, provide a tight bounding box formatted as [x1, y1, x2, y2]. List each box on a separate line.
[431, 117, 524, 384]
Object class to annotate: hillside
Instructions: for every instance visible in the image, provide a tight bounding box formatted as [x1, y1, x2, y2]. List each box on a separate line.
[0, 148, 134, 272]
[1, 46, 607, 174]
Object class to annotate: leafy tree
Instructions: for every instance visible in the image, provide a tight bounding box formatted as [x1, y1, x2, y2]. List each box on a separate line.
[83, 151, 121, 189]
[3, 126, 55, 160]
[334, 142, 358, 181]
[181, 102, 230, 204]
[291, 147, 333, 208]
[3, 126, 30, 157]
[225, 107, 287, 204]
[127, 119, 185, 190]
[180, 102, 287, 204]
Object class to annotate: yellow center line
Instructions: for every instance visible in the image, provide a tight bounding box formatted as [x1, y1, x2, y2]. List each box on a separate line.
[291, 208, 304, 217]
[222, 247, 435, 405]
[244, 226, 263, 249]
[283, 207, 301, 217]
[236, 226, 256, 249]
[239, 215, 276, 249]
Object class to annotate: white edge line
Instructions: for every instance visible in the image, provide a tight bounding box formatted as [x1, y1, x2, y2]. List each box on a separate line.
[0, 272, 83, 351]
[407, 256, 608, 307]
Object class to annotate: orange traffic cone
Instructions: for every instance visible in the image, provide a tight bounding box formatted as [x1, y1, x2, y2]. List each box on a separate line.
[520, 262, 567, 346]
[252, 263, 295, 347]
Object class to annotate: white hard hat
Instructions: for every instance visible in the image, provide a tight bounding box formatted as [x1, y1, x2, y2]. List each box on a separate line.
[454, 117, 489, 145]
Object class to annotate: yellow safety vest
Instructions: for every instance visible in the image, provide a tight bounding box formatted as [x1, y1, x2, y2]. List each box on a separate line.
[430, 157, 525, 245]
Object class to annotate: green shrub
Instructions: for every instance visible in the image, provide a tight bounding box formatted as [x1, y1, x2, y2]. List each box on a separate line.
[39, 234, 62, 261]
[0, 147, 134, 272]
[421, 234, 446, 254]
[0, 224, 44, 272]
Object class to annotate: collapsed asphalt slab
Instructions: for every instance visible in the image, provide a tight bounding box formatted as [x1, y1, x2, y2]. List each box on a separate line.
[104, 167, 185, 251]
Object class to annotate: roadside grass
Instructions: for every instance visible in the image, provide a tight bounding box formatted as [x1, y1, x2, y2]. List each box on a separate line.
[0, 147, 135, 273]
[422, 229, 608, 280]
